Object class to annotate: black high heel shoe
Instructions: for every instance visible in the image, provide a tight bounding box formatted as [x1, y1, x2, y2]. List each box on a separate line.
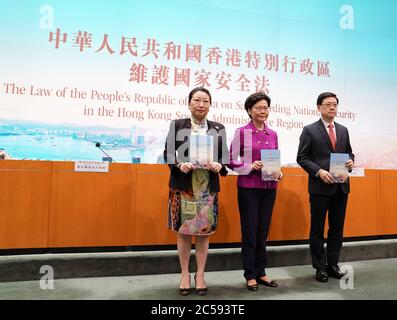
[179, 274, 191, 296]
[194, 274, 208, 296]
[179, 288, 191, 296]
[246, 280, 259, 291]
[256, 277, 278, 288]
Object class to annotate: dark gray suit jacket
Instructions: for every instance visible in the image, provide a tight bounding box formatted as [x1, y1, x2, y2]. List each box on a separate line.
[163, 118, 228, 192]
[297, 119, 354, 195]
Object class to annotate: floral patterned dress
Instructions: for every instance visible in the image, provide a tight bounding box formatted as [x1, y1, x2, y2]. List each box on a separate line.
[167, 118, 219, 236]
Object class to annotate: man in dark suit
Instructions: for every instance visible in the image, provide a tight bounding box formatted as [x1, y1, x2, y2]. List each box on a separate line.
[297, 92, 354, 282]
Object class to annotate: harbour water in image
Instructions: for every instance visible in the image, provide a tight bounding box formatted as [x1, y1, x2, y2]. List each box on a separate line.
[0, 135, 164, 163]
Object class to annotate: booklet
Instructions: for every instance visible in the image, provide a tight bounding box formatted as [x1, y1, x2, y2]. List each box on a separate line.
[329, 153, 349, 183]
[261, 149, 281, 181]
[189, 134, 214, 168]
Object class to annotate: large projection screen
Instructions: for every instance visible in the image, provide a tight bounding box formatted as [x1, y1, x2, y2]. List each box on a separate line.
[1, 0, 396, 168]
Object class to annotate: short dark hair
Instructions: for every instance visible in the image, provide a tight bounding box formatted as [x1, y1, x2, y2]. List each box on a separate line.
[188, 87, 212, 105]
[317, 92, 339, 106]
[244, 92, 271, 118]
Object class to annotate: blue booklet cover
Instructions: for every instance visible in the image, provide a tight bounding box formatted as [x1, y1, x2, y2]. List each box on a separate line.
[330, 153, 349, 183]
[260, 149, 281, 181]
[189, 134, 214, 168]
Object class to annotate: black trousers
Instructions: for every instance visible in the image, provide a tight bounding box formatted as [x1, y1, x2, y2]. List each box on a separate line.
[237, 187, 277, 280]
[309, 186, 348, 270]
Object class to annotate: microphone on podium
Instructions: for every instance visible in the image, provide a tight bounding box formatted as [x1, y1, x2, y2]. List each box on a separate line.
[95, 142, 116, 163]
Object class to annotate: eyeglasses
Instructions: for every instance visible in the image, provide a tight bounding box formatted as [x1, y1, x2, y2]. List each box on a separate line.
[321, 103, 338, 108]
[252, 106, 269, 111]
